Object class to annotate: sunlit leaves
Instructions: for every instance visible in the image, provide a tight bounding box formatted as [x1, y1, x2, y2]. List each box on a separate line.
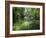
[13, 7, 40, 31]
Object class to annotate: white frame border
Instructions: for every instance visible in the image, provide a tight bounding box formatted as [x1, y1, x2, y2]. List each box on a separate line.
[10, 4, 43, 34]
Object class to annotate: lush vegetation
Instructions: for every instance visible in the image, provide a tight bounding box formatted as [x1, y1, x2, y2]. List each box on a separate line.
[13, 7, 40, 31]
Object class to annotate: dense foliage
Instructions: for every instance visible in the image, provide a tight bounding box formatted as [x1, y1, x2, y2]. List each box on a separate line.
[13, 7, 40, 31]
